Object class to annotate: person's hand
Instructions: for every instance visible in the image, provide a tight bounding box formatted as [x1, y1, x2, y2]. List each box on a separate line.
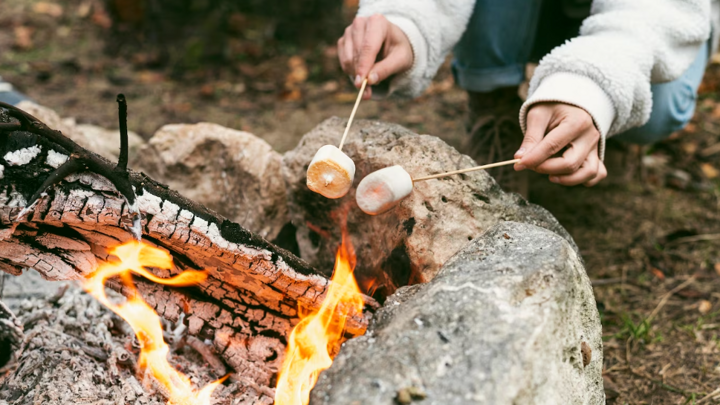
[514, 103, 607, 187]
[338, 14, 414, 99]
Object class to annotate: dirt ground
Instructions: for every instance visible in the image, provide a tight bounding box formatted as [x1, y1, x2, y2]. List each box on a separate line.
[3, 1, 720, 403]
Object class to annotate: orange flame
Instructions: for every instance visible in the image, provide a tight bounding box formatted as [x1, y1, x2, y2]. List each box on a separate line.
[83, 241, 225, 405]
[274, 232, 365, 405]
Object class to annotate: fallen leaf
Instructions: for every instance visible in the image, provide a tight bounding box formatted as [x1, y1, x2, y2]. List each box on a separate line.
[33, 2, 64, 17]
[683, 122, 698, 134]
[650, 267, 666, 281]
[13, 26, 34, 50]
[714, 262, 720, 276]
[77, 1, 92, 18]
[91, 1, 112, 29]
[199, 84, 215, 99]
[334, 93, 358, 103]
[677, 288, 704, 299]
[699, 300, 712, 314]
[321, 81, 339, 92]
[136, 71, 164, 84]
[682, 141, 698, 155]
[112, 0, 144, 23]
[281, 89, 302, 101]
[285, 56, 308, 88]
[701, 163, 720, 179]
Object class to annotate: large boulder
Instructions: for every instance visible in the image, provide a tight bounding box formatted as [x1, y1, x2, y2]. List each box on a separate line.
[282, 118, 575, 294]
[310, 222, 604, 405]
[132, 123, 289, 240]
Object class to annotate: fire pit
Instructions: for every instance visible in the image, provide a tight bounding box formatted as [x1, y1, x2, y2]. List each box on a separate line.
[0, 99, 604, 404]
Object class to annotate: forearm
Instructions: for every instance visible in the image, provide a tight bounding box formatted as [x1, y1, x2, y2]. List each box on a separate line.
[520, 0, 711, 158]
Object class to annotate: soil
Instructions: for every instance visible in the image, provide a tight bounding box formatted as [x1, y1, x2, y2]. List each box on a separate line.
[3, 0, 720, 403]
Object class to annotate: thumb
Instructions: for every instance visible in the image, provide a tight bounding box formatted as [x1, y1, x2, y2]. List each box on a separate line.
[516, 107, 551, 166]
[367, 47, 413, 85]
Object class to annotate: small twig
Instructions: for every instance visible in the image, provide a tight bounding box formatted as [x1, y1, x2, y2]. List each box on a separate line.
[629, 367, 698, 398]
[231, 374, 276, 399]
[116, 94, 129, 171]
[700, 141, 720, 157]
[666, 234, 720, 245]
[185, 335, 227, 377]
[17, 159, 81, 220]
[697, 387, 720, 404]
[48, 283, 69, 305]
[338, 78, 368, 151]
[590, 277, 624, 286]
[646, 276, 697, 323]
[413, 159, 521, 182]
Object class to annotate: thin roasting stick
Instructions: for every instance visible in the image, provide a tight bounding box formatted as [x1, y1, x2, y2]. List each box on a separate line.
[413, 159, 521, 182]
[338, 78, 368, 151]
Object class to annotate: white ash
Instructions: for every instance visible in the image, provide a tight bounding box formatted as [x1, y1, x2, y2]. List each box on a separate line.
[3, 145, 42, 166]
[46, 150, 69, 168]
[7, 185, 27, 207]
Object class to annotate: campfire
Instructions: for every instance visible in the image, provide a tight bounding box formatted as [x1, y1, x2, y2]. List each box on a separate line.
[1, 97, 603, 405]
[82, 234, 362, 405]
[83, 240, 224, 405]
[275, 230, 364, 405]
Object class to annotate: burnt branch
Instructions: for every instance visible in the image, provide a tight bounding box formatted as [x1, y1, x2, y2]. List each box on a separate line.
[0, 101, 375, 401]
[0, 100, 141, 239]
[116, 94, 129, 172]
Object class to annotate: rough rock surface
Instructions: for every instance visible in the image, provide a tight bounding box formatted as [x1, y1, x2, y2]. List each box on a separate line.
[283, 118, 576, 295]
[310, 222, 604, 405]
[15, 101, 145, 161]
[133, 122, 288, 240]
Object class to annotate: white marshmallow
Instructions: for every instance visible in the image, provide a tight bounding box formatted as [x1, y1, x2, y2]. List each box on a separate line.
[356, 165, 414, 215]
[306, 145, 356, 199]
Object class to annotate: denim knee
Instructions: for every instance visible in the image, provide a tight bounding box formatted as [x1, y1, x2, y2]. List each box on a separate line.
[615, 40, 708, 144]
[616, 81, 697, 144]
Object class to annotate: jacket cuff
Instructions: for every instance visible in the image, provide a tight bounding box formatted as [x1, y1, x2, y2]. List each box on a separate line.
[519, 72, 616, 160]
[382, 15, 428, 97]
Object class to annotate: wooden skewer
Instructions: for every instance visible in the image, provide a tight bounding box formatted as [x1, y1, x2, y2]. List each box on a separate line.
[413, 159, 521, 182]
[338, 78, 368, 151]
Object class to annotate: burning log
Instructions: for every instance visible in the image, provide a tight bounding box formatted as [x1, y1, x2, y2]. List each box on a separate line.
[0, 100, 374, 403]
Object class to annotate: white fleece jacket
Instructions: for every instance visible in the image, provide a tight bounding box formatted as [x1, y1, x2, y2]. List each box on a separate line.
[357, 0, 713, 159]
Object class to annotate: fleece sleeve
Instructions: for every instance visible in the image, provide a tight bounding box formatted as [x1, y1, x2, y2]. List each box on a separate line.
[357, 0, 477, 98]
[520, 0, 711, 159]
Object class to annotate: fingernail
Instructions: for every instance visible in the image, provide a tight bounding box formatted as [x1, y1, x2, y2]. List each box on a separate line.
[515, 164, 526, 171]
[549, 176, 559, 183]
[354, 75, 362, 87]
[368, 72, 379, 84]
[515, 147, 526, 158]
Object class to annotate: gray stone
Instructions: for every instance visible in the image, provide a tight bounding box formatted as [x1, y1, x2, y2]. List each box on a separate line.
[310, 222, 604, 405]
[282, 118, 575, 292]
[133, 122, 289, 240]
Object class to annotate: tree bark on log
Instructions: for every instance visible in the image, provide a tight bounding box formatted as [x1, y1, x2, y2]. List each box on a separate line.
[0, 101, 374, 400]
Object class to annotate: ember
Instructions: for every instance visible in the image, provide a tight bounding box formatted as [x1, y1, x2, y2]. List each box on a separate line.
[83, 241, 225, 405]
[275, 230, 365, 405]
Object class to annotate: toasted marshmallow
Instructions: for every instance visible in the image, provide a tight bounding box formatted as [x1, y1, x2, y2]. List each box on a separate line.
[306, 145, 356, 199]
[356, 165, 413, 215]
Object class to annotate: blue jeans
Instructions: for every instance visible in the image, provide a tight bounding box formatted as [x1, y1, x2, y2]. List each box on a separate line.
[452, 0, 709, 144]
